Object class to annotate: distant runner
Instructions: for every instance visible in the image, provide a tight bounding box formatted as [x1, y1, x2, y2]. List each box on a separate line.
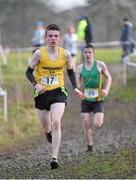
[76, 43, 112, 152]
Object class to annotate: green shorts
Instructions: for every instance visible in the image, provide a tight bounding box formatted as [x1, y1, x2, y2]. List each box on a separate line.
[81, 100, 104, 113]
[34, 87, 67, 111]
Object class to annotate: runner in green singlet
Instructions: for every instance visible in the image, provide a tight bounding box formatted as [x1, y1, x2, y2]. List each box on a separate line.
[76, 43, 112, 152]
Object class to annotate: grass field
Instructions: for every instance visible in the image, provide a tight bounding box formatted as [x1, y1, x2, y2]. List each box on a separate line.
[0, 48, 136, 178]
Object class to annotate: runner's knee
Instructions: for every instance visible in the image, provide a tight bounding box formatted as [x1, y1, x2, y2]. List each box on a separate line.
[94, 119, 103, 128]
[52, 120, 61, 130]
[83, 118, 90, 129]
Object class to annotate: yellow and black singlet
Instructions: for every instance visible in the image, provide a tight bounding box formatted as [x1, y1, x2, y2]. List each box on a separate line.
[35, 47, 67, 91]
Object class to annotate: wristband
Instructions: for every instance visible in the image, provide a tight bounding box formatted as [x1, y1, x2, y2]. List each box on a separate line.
[74, 88, 80, 93]
[32, 81, 37, 87]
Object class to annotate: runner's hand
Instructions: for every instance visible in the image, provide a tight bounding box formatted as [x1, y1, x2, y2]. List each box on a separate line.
[102, 89, 108, 97]
[74, 88, 84, 99]
[34, 83, 46, 94]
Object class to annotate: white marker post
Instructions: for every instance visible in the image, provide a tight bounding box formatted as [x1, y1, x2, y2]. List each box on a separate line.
[0, 87, 8, 122]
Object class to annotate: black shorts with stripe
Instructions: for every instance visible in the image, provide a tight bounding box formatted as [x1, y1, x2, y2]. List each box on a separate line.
[34, 87, 67, 111]
[81, 100, 104, 113]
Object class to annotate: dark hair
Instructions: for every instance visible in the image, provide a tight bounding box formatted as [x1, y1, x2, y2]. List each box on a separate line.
[84, 43, 94, 49]
[46, 24, 61, 36]
[84, 16, 90, 24]
[123, 17, 128, 21]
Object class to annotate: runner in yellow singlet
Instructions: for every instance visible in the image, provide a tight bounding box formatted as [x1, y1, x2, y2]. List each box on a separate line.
[26, 24, 83, 169]
[76, 43, 112, 152]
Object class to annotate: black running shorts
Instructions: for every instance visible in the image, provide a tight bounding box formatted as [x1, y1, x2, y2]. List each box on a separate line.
[34, 87, 67, 111]
[81, 100, 104, 113]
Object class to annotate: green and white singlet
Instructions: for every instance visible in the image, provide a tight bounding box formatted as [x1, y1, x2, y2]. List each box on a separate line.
[81, 60, 104, 102]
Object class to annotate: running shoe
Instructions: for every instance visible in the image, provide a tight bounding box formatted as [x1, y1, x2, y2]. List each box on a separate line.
[87, 145, 93, 152]
[50, 157, 58, 170]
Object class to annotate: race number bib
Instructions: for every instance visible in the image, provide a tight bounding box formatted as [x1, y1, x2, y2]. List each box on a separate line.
[84, 88, 99, 99]
[41, 76, 59, 85]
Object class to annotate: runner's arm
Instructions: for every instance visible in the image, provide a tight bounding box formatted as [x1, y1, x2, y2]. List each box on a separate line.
[100, 61, 112, 97]
[76, 64, 83, 89]
[26, 49, 41, 86]
[65, 50, 77, 89]
[65, 50, 83, 96]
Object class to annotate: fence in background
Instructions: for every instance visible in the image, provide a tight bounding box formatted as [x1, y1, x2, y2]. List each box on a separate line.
[123, 53, 136, 85]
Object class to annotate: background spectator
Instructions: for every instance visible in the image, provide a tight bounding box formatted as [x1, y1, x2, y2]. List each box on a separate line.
[76, 15, 87, 43]
[32, 21, 46, 53]
[63, 25, 78, 57]
[120, 17, 134, 57]
[84, 16, 93, 44]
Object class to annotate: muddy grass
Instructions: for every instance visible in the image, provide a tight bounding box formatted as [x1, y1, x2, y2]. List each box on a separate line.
[0, 64, 136, 178]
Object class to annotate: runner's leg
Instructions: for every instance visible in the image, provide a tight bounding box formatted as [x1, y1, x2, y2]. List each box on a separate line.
[50, 103, 65, 159]
[93, 112, 104, 128]
[37, 109, 51, 133]
[81, 113, 93, 146]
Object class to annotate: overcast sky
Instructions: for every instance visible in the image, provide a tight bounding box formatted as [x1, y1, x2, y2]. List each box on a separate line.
[47, 0, 88, 12]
